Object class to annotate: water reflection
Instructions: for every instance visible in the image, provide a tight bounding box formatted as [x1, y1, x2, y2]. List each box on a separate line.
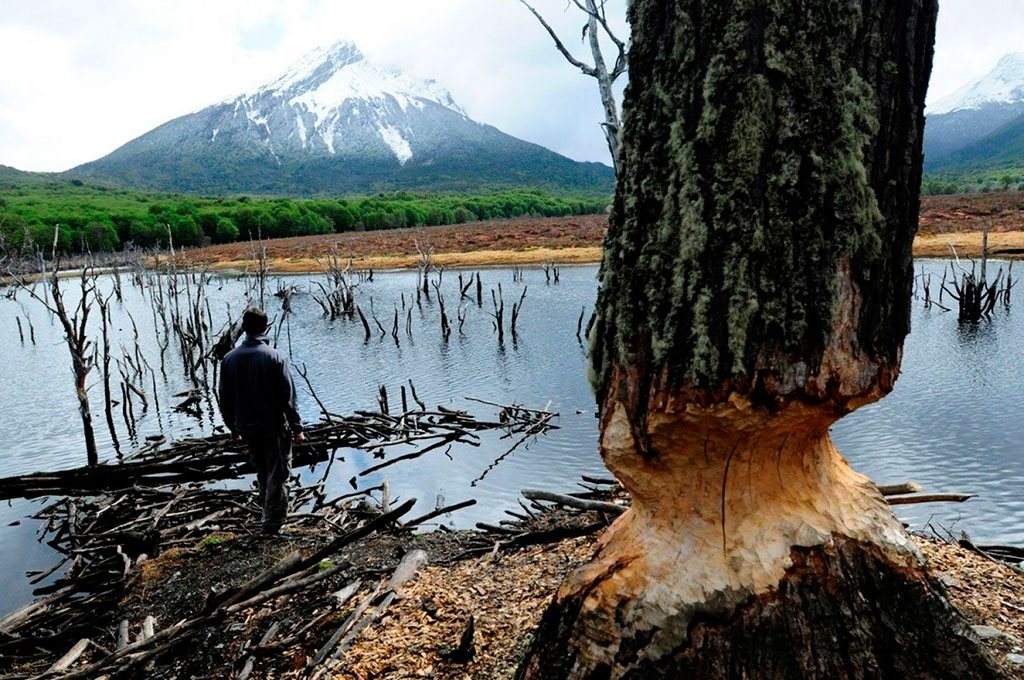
[0, 259, 1021, 611]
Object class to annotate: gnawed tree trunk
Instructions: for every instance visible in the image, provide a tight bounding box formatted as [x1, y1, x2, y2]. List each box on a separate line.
[519, 1, 1002, 678]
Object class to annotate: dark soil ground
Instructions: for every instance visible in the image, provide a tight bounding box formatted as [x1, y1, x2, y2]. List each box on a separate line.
[919, 192, 1024, 235]
[115, 525, 484, 678]
[99, 510, 1024, 679]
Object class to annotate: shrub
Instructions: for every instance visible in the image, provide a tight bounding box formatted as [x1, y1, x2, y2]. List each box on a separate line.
[83, 222, 120, 251]
[214, 217, 239, 243]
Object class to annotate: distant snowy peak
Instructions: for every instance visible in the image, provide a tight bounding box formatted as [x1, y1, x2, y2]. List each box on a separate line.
[258, 40, 465, 116]
[69, 37, 615, 195]
[930, 53, 1024, 115]
[220, 40, 466, 165]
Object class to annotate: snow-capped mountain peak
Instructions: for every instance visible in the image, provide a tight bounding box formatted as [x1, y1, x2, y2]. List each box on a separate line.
[262, 40, 365, 94]
[221, 40, 466, 165]
[69, 39, 614, 195]
[930, 52, 1024, 115]
[259, 40, 464, 117]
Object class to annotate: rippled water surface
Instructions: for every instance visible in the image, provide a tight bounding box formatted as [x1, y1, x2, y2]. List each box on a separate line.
[0, 259, 1021, 610]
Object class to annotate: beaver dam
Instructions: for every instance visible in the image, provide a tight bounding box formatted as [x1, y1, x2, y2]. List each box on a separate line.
[1, 451, 1023, 677]
[1, 255, 1023, 676]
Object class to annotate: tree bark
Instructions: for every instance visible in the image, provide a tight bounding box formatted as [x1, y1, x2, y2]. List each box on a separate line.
[52, 269, 99, 467]
[583, 0, 621, 173]
[74, 375, 99, 467]
[520, 0, 1002, 677]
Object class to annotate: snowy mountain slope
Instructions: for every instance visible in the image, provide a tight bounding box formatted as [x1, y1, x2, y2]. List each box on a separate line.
[930, 53, 1024, 115]
[69, 41, 612, 194]
[925, 53, 1024, 170]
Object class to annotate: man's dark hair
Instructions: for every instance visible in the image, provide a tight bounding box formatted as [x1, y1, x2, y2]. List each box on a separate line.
[242, 307, 269, 335]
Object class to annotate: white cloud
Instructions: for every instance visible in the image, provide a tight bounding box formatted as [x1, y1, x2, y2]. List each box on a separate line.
[0, 0, 1017, 173]
[928, 0, 1024, 107]
[0, 0, 627, 172]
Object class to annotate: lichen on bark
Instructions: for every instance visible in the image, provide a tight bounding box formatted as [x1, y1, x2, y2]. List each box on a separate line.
[523, 3, 1006, 677]
[590, 0, 934, 415]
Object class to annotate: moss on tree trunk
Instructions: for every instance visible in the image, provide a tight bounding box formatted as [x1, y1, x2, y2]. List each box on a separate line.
[589, 0, 937, 419]
[521, 0, 1004, 677]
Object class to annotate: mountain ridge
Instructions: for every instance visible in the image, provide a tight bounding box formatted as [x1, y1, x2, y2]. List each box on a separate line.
[925, 53, 1024, 178]
[68, 41, 613, 195]
[930, 53, 1024, 115]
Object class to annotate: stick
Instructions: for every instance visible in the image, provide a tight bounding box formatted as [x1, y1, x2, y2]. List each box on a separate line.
[43, 638, 91, 675]
[52, 502, 415, 679]
[877, 482, 922, 496]
[237, 621, 280, 680]
[404, 499, 477, 527]
[521, 489, 624, 515]
[886, 493, 975, 505]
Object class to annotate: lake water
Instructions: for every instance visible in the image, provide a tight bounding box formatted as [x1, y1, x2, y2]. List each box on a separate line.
[0, 260, 1021, 611]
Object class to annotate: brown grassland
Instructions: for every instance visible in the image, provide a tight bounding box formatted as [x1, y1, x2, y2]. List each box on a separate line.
[180, 192, 1024, 273]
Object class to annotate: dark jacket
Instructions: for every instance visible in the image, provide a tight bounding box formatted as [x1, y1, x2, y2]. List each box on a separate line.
[219, 335, 302, 436]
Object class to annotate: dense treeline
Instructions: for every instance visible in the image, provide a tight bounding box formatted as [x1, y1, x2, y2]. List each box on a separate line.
[922, 167, 1024, 195]
[0, 180, 608, 254]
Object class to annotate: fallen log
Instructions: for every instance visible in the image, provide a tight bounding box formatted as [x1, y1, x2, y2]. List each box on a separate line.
[205, 550, 303, 612]
[237, 621, 280, 680]
[42, 638, 91, 675]
[521, 489, 625, 515]
[877, 482, 923, 496]
[886, 493, 976, 506]
[308, 549, 429, 678]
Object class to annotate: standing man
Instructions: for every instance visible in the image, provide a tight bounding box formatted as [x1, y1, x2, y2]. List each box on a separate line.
[219, 307, 304, 535]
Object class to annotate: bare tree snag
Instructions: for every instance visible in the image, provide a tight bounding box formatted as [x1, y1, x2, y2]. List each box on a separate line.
[520, 0, 627, 173]
[12, 260, 101, 466]
[519, 1, 1002, 677]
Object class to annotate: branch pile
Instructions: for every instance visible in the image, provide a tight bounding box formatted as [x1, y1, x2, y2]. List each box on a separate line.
[0, 400, 557, 501]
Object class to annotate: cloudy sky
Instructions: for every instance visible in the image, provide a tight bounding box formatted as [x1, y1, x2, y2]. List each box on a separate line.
[0, 0, 1020, 172]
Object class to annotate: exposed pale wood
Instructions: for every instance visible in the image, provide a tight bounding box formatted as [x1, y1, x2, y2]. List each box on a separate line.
[887, 493, 976, 506]
[43, 638, 91, 674]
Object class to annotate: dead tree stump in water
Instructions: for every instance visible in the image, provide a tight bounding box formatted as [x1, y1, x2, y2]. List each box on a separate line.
[944, 230, 1015, 322]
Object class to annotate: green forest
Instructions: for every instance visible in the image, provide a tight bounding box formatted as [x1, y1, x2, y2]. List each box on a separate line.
[921, 166, 1024, 195]
[0, 177, 609, 254]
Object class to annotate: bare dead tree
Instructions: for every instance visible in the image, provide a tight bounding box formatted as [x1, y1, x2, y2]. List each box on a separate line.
[943, 230, 1014, 322]
[95, 290, 121, 453]
[415, 240, 434, 301]
[511, 286, 528, 339]
[11, 257, 101, 465]
[519, 0, 627, 173]
[489, 285, 506, 344]
[458, 273, 474, 301]
[355, 305, 371, 342]
[432, 281, 452, 341]
[242, 230, 270, 309]
[369, 297, 388, 339]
